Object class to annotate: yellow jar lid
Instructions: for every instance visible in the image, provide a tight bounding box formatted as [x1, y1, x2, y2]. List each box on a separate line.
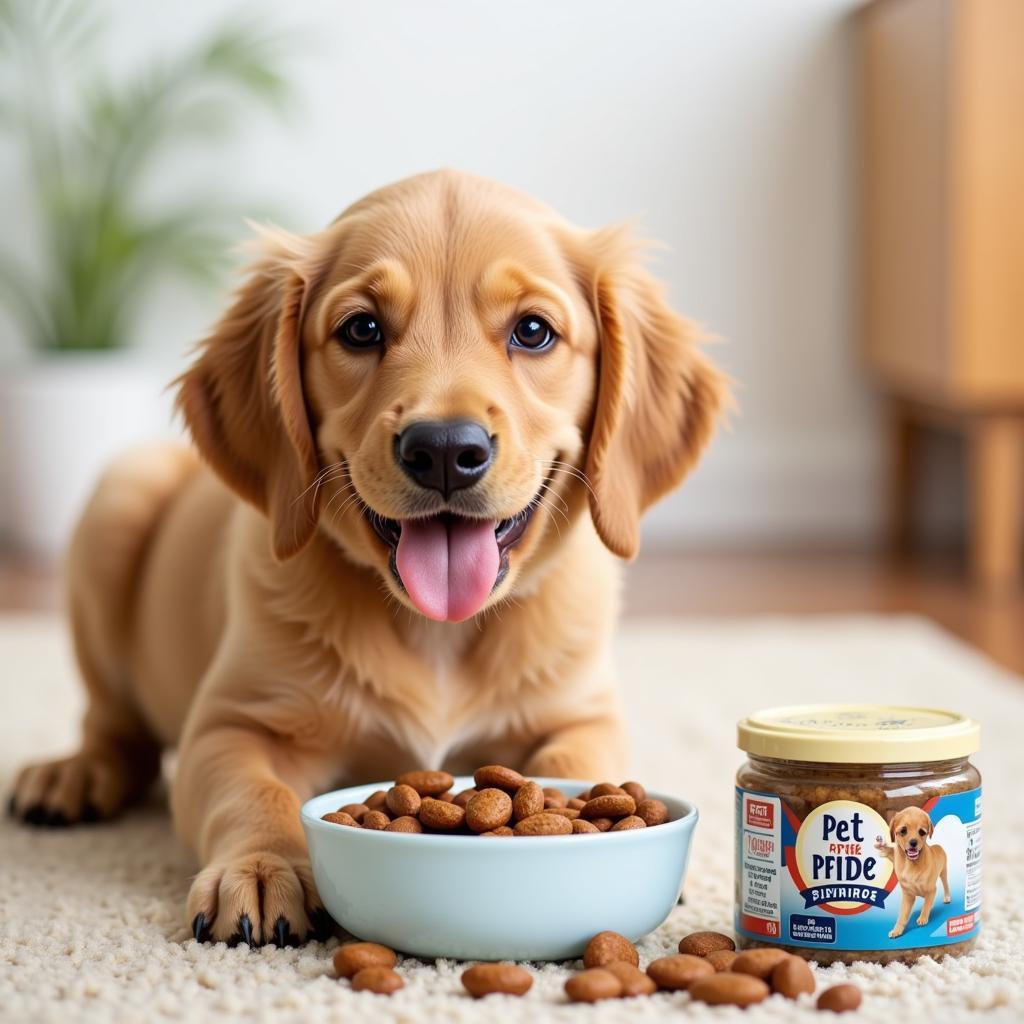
[737, 704, 980, 764]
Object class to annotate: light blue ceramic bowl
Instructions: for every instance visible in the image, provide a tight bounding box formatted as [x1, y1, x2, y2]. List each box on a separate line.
[301, 776, 697, 961]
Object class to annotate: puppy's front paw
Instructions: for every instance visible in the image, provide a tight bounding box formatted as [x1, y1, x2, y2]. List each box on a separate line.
[187, 850, 330, 947]
[524, 745, 620, 783]
[944, 894, 952, 904]
[888, 926, 904, 939]
[916, 914, 930, 926]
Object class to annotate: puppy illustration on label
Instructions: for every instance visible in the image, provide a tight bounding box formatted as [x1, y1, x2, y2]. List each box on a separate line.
[874, 806, 951, 939]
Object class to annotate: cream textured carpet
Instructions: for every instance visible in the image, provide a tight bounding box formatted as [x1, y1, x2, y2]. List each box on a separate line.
[1, 614, 1021, 1023]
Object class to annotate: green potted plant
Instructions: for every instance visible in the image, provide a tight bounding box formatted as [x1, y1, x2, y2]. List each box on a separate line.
[0, 0, 290, 554]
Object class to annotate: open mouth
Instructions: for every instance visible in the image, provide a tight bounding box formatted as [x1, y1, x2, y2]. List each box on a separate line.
[363, 493, 543, 622]
[905, 847, 921, 861]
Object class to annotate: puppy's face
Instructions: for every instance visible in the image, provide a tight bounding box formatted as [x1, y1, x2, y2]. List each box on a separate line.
[301, 184, 598, 620]
[890, 807, 933, 862]
[179, 171, 726, 621]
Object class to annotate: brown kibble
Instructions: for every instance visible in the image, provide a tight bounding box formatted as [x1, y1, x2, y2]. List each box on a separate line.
[461, 963, 533, 998]
[583, 931, 639, 969]
[514, 812, 573, 836]
[646, 954, 714, 991]
[635, 799, 669, 827]
[480, 826, 515, 836]
[572, 818, 600, 834]
[418, 797, 466, 830]
[333, 942, 397, 978]
[473, 765, 525, 792]
[351, 966, 404, 994]
[678, 931, 736, 957]
[542, 806, 580, 820]
[542, 787, 568, 808]
[581, 794, 634, 819]
[604, 961, 657, 997]
[339, 803, 369, 821]
[689, 972, 771, 1007]
[771, 956, 815, 999]
[817, 983, 862, 1013]
[394, 769, 454, 796]
[580, 794, 636, 820]
[361, 810, 391, 830]
[589, 782, 627, 798]
[385, 784, 421, 817]
[567, 798, 586, 810]
[590, 817, 614, 832]
[610, 815, 646, 831]
[620, 781, 646, 803]
[385, 815, 423, 833]
[732, 947, 790, 980]
[437, 790, 454, 802]
[364, 790, 388, 811]
[706, 949, 738, 972]
[322, 811, 360, 827]
[465, 788, 514, 832]
[452, 788, 477, 808]
[565, 968, 622, 1002]
[512, 781, 545, 821]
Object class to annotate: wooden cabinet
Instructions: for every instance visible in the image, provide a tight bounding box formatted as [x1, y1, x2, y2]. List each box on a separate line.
[859, 0, 1024, 589]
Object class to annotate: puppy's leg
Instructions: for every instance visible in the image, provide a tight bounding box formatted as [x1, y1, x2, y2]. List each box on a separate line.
[889, 889, 915, 939]
[174, 721, 329, 946]
[916, 887, 937, 927]
[941, 862, 951, 904]
[7, 448, 190, 825]
[8, 631, 160, 826]
[524, 712, 628, 782]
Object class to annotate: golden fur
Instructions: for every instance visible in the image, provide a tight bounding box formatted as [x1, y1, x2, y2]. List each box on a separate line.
[9, 170, 726, 945]
[875, 806, 951, 939]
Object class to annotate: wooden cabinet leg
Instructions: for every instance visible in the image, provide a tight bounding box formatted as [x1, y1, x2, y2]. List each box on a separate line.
[885, 399, 918, 555]
[969, 415, 1024, 592]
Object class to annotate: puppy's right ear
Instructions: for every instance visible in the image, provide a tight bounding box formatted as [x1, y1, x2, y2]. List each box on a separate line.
[175, 228, 324, 561]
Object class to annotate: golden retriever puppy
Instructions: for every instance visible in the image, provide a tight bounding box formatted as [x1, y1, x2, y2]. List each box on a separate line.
[8, 170, 726, 946]
[875, 806, 951, 938]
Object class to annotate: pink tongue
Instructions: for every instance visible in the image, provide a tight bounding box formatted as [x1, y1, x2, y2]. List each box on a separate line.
[396, 517, 500, 621]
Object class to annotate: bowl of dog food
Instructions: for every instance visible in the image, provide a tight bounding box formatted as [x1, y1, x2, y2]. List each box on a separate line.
[301, 765, 698, 961]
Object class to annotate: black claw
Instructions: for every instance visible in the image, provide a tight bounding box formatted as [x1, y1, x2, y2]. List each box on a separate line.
[6, 795, 15, 817]
[192, 913, 208, 943]
[24, 803, 47, 825]
[81, 802, 100, 824]
[310, 906, 333, 942]
[45, 809, 69, 828]
[273, 917, 289, 948]
[238, 914, 253, 947]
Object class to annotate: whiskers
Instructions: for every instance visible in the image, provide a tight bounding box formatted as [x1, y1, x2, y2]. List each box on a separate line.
[294, 460, 350, 509]
[534, 458, 597, 504]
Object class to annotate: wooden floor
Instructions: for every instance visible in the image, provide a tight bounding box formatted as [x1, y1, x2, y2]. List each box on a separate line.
[2, 547, 1022, 676]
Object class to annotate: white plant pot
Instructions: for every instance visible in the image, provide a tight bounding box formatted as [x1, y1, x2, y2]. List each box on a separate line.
[0, 352, 183, 558]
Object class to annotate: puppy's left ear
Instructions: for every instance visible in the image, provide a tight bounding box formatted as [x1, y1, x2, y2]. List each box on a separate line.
[583, 229, 729, 559]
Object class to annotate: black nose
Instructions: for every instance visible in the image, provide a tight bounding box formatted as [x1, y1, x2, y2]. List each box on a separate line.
[909, 839, 918, 848]
[396, 419, 494, 498]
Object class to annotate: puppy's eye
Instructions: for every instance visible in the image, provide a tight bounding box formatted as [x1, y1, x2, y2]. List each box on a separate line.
[336, 313, 384, 349]
[899, 827, 908, 835]
[918, 829, 926, 837]
[510, 315, 556, 352]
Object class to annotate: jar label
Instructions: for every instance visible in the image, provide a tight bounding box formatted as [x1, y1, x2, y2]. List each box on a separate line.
[735, 786, 981, 950]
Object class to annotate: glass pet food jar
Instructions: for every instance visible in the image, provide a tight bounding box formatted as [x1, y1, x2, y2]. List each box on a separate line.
[735, 705, 981, 965]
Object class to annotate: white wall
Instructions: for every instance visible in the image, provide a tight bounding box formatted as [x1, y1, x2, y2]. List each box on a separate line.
[2, 0, 886, 547]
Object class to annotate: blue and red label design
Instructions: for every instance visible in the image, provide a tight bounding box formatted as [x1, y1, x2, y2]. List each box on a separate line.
[735, 786, 981, 950]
